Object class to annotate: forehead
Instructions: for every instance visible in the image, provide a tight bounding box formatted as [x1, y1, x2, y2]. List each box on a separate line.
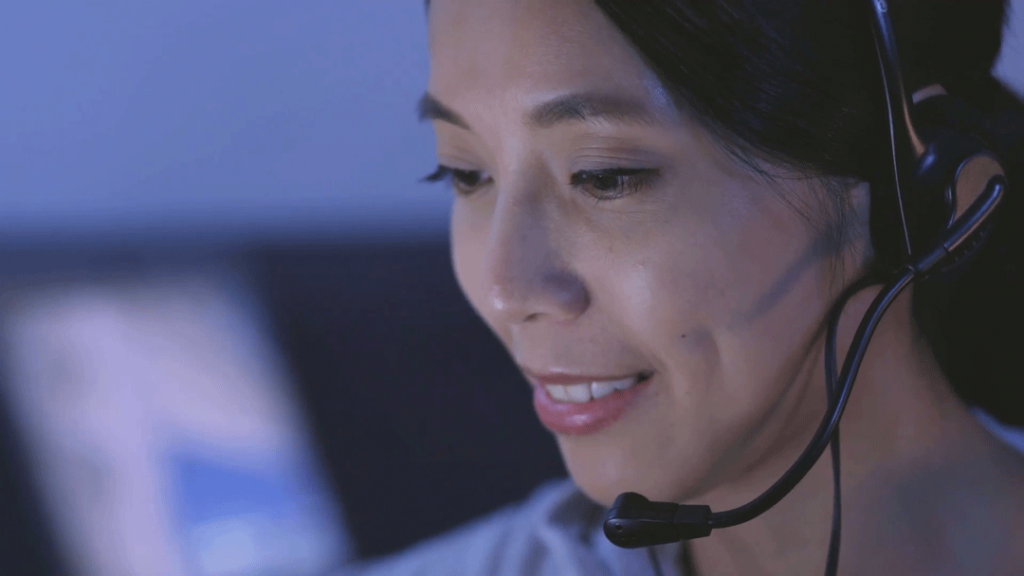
[426, 0, 678, 124]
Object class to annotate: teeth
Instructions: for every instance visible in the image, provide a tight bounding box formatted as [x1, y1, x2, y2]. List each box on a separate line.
[564, 383, 592, 403]
[544, 376, 643, 403]
[590, 381, 618, 400]
[545, 384, 569, 401]
[612, 377, 636, 390]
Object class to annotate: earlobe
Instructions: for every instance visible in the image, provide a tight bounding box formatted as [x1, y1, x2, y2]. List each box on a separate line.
[843, 181, 875, 270]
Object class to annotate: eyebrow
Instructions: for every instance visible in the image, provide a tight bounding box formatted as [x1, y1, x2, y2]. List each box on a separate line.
[417, 92, 471, 129]
[417, 91, 661, 130]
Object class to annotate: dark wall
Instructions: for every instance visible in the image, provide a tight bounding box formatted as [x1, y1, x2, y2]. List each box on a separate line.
[0, 374, 70, 576]
[248, 240, 567, 559]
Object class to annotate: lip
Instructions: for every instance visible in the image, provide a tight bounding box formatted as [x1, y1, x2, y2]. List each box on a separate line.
[521, 369, 643, 386]
[528, 373, 653, 436]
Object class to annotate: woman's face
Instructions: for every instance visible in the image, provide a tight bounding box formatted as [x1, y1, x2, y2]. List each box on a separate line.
[426, 0, 869, 506]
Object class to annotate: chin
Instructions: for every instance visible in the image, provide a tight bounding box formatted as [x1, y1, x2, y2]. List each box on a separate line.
[556, 434, 697, 508]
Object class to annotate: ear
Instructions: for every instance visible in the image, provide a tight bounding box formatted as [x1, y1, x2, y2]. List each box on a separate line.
[911, 83, 947, 104]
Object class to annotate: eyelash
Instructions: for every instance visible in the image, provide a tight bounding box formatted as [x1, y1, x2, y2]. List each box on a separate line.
[421, 165, 659, 201]
[421, 165, 493, 196]
[569, 167, 659, 201]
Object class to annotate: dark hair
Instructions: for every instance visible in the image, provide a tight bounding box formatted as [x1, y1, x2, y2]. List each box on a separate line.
[426, 0, 1024, 425]
[591, 0, 1023, 425]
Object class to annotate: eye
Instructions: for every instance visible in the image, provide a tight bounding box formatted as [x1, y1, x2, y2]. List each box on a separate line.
[421, 165, 493, 196]
[569, 168, 660, 201]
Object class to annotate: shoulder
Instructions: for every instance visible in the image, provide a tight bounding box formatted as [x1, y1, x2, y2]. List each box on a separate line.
[334, 478, 606, 576]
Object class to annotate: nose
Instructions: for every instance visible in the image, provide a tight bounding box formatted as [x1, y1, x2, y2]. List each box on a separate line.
[482, 190, 589, 326]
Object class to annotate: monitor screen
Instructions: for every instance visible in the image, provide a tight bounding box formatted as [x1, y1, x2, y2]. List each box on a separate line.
[0, 270, 353, 576]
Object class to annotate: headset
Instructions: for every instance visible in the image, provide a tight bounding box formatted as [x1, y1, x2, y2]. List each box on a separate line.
[603, 1, 1009, 575]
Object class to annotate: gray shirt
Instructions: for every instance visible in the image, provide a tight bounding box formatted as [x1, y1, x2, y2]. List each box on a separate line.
[337, 478, 687, 576]
[336, 412, 1024, 576]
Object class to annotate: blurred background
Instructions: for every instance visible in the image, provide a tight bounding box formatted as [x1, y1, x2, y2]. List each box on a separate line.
[1, 2, 1022, 575]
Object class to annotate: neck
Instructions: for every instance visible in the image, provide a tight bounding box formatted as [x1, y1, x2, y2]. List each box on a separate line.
[684, 289, 1024, 576]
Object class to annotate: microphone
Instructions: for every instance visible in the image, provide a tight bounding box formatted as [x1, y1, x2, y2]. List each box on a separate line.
[604, 492, 711, 548]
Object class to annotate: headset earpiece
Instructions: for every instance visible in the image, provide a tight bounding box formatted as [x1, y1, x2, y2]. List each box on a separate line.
[903, 94, 1007, 278]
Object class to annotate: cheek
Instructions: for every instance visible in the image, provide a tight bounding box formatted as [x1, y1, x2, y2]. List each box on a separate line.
[450, 200, 499, 334]
[450, 202, 478, 305]
[600, 241, 741, 473]
[602, 195, 830, 424]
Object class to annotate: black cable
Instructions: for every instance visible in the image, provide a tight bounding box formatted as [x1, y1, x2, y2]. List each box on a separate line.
[625, 269, 919, 575]
[708, 269, 913, 530]
[639, 274, 881, 576]
[820, 275, 878, 576]
[824, 323, 842, 576]
[824, 425, 842, 576]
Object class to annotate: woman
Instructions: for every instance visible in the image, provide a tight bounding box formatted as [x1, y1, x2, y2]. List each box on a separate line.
[345, 0, 1024, 574]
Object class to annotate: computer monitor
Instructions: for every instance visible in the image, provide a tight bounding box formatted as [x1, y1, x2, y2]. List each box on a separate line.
[0, 270, 353, 576]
